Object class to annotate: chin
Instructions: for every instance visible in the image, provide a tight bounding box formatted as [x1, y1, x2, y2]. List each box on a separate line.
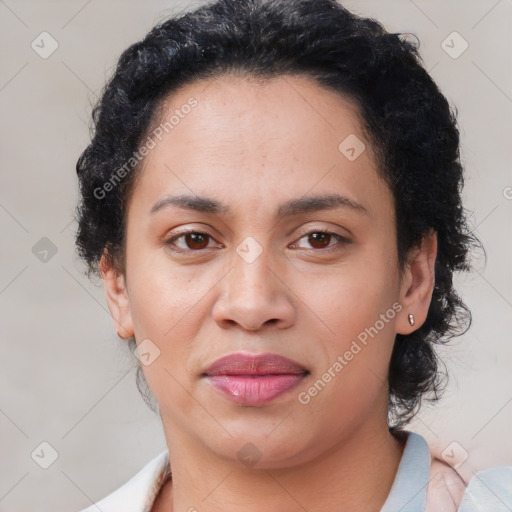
[202, 425, 315, 469]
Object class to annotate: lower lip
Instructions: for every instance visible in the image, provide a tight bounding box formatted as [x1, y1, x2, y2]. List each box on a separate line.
[207, 374, 306, 406]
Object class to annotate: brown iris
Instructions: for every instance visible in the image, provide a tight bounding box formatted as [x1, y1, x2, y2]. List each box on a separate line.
[306, 232, 333, 249]
[184, 233, 210, 250]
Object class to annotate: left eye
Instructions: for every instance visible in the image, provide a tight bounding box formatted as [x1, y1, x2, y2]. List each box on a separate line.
[291, 231, 346, 251]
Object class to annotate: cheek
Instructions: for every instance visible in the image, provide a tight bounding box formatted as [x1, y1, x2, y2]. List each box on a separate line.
[297, 275, 398, 432]
[296, 249, 399, 395]
[126, 247, 211, 339]
[127, 261, 210, 417]
[303, 259, 398, 341]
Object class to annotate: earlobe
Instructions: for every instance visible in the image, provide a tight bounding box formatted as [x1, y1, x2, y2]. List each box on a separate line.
[99, 253, 134, 339]
[396, 230, 437, 335]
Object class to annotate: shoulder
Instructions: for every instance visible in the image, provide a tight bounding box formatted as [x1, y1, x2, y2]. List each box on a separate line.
[458, 466, 512, 511]
[426, 457, 512, 512]
[426, 457, 467, 512]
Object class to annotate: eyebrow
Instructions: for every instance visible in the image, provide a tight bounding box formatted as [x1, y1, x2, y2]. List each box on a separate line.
[149, 193, 369, 218]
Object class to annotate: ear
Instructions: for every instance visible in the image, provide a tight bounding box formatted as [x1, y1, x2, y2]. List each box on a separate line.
[99, 253, 134, 339]
[396, 229, 437, 335]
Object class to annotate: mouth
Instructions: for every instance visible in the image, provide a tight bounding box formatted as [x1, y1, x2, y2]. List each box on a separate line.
[203, 352, 309, 406]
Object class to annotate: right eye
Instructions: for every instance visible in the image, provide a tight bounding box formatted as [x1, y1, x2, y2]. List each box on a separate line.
[164, 231, 221, 253]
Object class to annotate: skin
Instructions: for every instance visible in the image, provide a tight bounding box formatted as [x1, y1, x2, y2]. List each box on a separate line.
[100, 74, 437, 511]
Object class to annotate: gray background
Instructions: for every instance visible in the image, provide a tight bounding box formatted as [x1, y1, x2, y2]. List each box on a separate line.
[0, 0, 511, 510]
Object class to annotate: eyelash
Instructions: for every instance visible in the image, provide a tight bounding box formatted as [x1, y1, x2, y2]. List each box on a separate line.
[164, 229, 350, 255]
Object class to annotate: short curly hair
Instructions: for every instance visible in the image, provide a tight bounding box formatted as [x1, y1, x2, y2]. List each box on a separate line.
[74, 0, 480, 430]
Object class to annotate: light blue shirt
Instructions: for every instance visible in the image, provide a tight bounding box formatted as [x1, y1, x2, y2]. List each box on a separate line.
[381, 431, 512, 511]
[80, 430, 512, 511]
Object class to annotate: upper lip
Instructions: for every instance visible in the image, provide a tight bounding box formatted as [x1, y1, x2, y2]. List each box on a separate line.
[203, 352, 308, 376]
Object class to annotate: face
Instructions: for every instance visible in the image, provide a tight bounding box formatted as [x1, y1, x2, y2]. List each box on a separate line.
[101, 74, 436, 468]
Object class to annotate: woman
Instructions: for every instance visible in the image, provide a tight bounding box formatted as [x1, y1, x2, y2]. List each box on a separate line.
[74, 0, 511, 510]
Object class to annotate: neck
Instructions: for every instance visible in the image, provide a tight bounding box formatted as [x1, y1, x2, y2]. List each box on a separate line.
[157, 419, 406, 512]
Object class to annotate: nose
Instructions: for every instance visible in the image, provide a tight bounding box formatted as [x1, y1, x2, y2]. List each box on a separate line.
[211, 246, 296, 332]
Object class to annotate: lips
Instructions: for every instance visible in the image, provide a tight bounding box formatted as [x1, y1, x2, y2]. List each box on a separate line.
[203, 353, 308, 406]
[204, 352, 308, 376]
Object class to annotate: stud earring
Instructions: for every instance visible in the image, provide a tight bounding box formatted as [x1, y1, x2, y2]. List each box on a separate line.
[408, 314, 415, 326]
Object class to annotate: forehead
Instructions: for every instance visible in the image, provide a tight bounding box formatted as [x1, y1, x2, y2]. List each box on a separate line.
[129, 73, 390, 221]
[152, 73, 366, 153]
